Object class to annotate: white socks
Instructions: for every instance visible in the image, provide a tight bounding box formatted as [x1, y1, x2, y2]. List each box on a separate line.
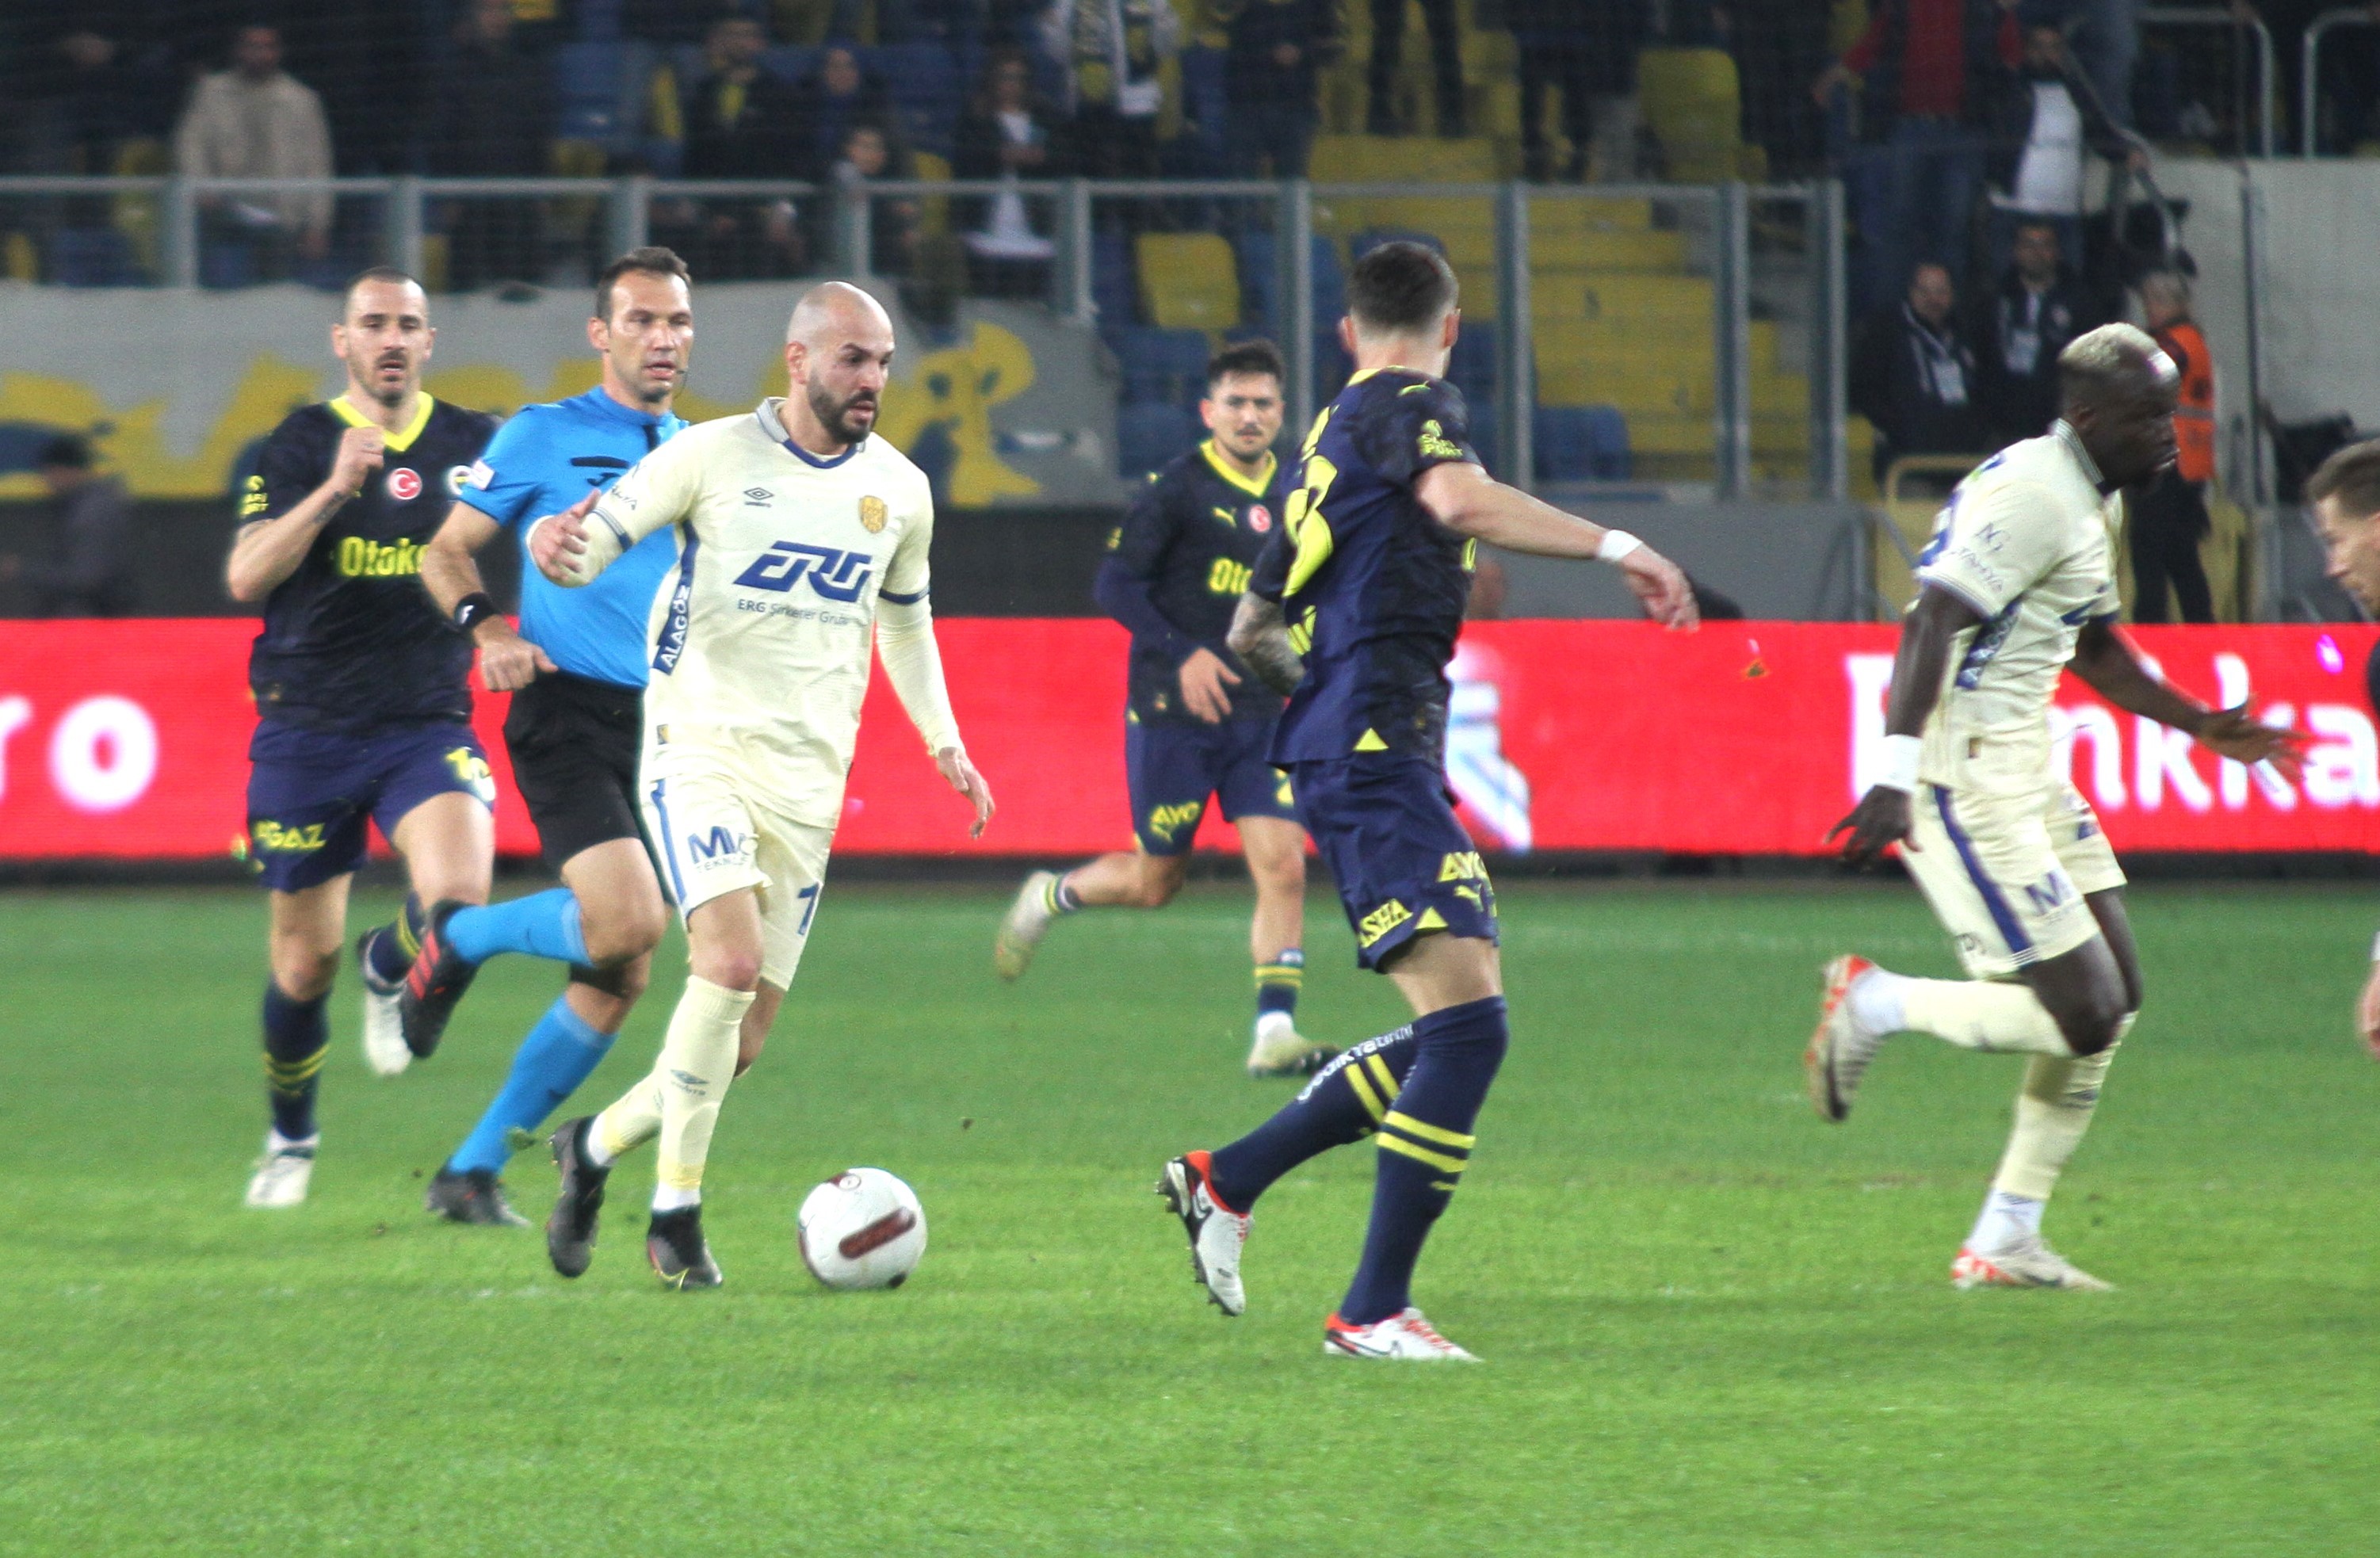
[1966, 1190, 2046, 1253]
[586, 976, 756, 1212]
[1897, 976, 2076, 1056]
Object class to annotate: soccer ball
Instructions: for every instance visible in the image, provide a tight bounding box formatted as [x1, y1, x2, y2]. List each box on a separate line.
[797, 1168, 927, 1290]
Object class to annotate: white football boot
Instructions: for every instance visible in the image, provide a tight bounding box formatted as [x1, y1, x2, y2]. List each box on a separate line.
[992, 870, 1060, 981]
[244, 1132, 317, 1209]
[355, 929, 411, 1077]
[1156, 1151, 1250, 1316]
[1323, 1308, 1479, 1361]
[1952, 1237, 2114, 1292]
[1245, 1012, 1339, 1079]
[1805, 954, 1885, 1122]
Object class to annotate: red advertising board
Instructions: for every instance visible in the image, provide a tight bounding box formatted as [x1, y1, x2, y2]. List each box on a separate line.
[1, 619, 2373, 861]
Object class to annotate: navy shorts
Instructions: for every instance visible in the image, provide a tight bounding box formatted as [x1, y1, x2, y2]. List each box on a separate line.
[246, 720, 495, 893]
[1291, 751, 1497, 972]
[1125, 714, 1299, 856]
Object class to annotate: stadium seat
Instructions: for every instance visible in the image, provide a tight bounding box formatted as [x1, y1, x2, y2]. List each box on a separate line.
[555, 40, 634, 153]
[45, 229, 138, 288]
[1637, 48, 1745, 184]
[1117, 400, 1200, 477]
[1136, 233, 1240, 331]
[1447, 329, 1497, 399]
[1092, 234, 1137, 334]
[1114, 326, 1213, 404]
[1534, 406, 1632, 481]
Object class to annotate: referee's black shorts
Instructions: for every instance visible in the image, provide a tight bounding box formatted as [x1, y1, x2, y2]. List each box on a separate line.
[503, 670, 650, 875]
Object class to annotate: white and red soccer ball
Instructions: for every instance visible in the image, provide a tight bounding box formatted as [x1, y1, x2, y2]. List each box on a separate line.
[797, 1167, 927, 1290]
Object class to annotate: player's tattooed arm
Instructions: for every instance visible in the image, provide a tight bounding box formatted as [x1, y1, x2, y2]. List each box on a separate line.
[1227, 592, 1303, 696]
[2069, 617, 2308, 777]
[1828, 585, 1982, 865]
[226, 426, 383, 602]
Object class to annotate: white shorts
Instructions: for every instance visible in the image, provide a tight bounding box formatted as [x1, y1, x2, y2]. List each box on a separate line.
[1904, 776, 2125, 979]
[641, 760, 835, 990]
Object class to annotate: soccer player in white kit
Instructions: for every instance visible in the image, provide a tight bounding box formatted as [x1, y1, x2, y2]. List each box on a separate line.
[524, 283, 995, 1289]
[1807, 326, 2302, 1291]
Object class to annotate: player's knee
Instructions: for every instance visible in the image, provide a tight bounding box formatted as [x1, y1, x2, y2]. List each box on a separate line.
[1136, 857, 1187, 907]
[2056, 1001, 2129, 1057]
[582, 901, 667, 965]
[693, 948, 764, 992]
[1247, 850, 1305, 896]
[270, 941, 339, 1002]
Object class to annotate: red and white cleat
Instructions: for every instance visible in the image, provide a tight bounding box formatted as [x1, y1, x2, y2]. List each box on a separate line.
[1952, 1238, 2113, 1292]
[1156, 1151, 1250, 1317]
[1805, 954, 1882, 1122]
[1323, 1308, 1479, 1361]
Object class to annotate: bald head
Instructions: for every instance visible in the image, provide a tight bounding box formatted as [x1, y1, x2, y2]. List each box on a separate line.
[782, 281, 896, 451]
[787, 281, 892, 347]
[2059, 323, 2179, 488]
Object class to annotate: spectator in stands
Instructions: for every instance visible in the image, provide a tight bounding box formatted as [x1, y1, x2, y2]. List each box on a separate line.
[1714, 1, 1832, 177]
[818, 120, 921, 278]
[0, 436, 136, 617]
[19, 22, 147, 174]
[1814, 0, 2020, 311]
[1509, 0, 1645, 182]
[955, 47, 1069, 294]
[426, 0, 556, 289]
[1985, 21, 2137, 280]
[1218, 0, 1340, 178]
[1366, 0, 1465, 136]
[655, 18, 812, 280]
[1972, 220, 2101, 444]
[799, 44, 896, 176]
[1040, 0, 1179, 178]
[1851, 261, 1988, 481]
[2132, 269, 2218, 622]
[173, 24, 334, 272]
[2063, 0, 2140, 126]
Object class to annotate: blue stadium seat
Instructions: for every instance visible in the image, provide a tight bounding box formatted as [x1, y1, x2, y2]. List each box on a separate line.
[1533, 406, 1632, 481]
[1311, 238, 1347, 324]
[199, 241, 254, 290]
[1234, 231, 1350, 338]
[556, 40, 632, 150]
[1092, 234, 1137, 334]
[1447, 330, 1496, 398]
[46, 229, 137, 288]
[1349, 227, 1443, 265]
[1117, 400, 1199, 477]
[1114, 326, 1209, 403]
[1467, 400, 1499, 472]
[877, 43, 962, 155]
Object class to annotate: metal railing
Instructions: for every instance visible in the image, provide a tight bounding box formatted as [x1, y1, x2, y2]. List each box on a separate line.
[2141, 6, 2279, 157]
[2302, 6, 2380, 157]
[0, 173, 1849, 499]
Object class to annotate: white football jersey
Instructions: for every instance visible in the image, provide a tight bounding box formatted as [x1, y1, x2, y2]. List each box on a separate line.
[1912, 422, 2121, 772]
[585, 399, 949, 826]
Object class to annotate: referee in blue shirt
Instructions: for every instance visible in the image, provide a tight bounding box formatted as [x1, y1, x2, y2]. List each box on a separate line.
[411, 248, 695, 1226]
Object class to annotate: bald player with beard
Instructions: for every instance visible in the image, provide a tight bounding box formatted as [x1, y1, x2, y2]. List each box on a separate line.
[524, 282, 996, 1289]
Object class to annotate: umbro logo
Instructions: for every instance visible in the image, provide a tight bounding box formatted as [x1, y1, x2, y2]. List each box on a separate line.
[744, 487, 774, 505]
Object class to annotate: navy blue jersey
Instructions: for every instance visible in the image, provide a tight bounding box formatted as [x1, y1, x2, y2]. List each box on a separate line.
[1250, 368, 1481, 764]
[457, 387, 686, 689]
[1105, 439, 1289, 724]
[240, 395, 500, 731]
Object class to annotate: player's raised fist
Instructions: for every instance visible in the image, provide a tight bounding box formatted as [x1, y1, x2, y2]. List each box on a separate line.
[330, 425, 385, 498]
[1621, 546, 1698, 631]
[528, 490, 601, 584]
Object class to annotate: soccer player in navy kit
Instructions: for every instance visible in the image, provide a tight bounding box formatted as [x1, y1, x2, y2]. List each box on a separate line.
[409, 249, 695, 1227]
[2304, 439, 2380, 1054]
[993, 340, 1335, 1078]
[1156, 242, 1697, 1358]
[228, 268, 502, 1209]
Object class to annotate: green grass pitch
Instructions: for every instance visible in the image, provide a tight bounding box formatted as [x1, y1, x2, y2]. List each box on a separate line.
[2, 877, 2375, 1556]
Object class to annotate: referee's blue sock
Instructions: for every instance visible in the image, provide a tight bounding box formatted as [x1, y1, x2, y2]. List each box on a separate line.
[1207, 1022, 1420, 1211]
[443, 889, 588, 967]
[1338, 995, 1508, 1327]
[445, 995, 615, 1175]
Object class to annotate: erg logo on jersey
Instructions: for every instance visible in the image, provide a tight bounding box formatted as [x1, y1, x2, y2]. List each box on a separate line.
[733, 542, 875, 602]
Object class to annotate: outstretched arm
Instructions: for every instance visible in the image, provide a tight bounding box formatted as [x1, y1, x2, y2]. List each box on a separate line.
[1227, 591, 1304, 697]
[877, 596, 993, 838]
[2068, 617, 2306, 773]
[1830, 584, 1985, 865]
[1414, 459, 1697, 628]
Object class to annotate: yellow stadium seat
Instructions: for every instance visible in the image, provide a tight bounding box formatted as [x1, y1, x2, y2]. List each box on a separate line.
[1637, 48, 1744, 184]
[1530, 228, 1689, 273]
[1136, 233, 1240, 330]
[1530, 196, 1656, 234]
[912, 151, 952, 238]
